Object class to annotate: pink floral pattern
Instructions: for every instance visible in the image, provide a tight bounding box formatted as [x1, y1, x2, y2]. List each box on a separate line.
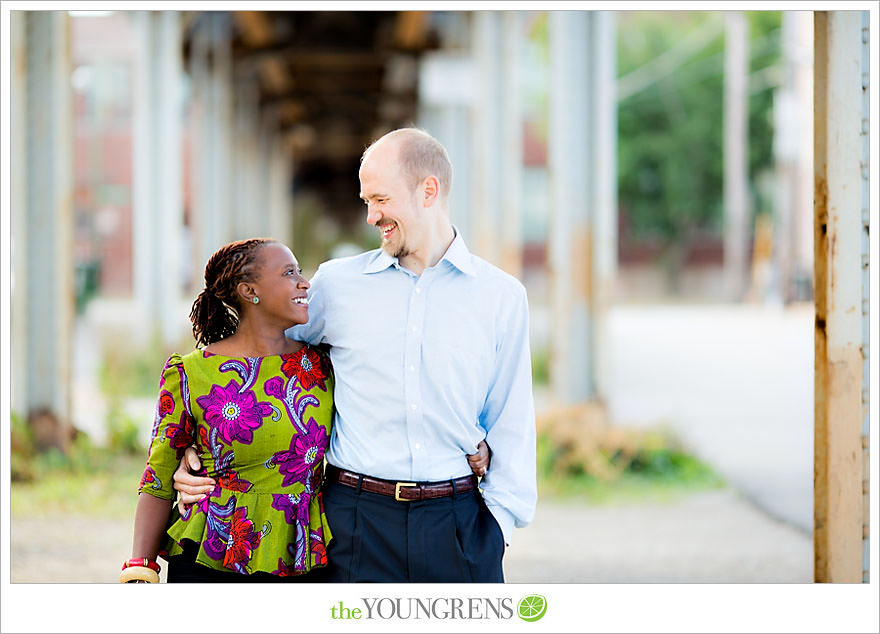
[270, 419, 329, 487]
[139, 347, 334, 577]
[196, 380, 274, 445]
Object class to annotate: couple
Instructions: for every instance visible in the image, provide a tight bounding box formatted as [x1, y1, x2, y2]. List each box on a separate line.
[124, 128, 537, 583]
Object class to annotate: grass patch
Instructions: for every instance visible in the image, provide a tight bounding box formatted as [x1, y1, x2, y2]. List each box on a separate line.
[10, 430, 146, 519]
[10, 334, 194, 520]
[538, 452, 725, 505]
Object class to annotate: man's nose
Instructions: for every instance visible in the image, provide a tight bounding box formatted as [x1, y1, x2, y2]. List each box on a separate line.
[366, 205, 382, 226]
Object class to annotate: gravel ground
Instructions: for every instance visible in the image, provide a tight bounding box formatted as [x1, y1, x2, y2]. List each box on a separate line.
[10, 487, 811, 584]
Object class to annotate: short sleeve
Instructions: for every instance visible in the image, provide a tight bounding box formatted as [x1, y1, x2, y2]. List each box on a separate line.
[138, 353, 194, 500]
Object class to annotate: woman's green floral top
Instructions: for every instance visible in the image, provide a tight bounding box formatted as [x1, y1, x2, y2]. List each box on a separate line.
[138, 345, 334, 577]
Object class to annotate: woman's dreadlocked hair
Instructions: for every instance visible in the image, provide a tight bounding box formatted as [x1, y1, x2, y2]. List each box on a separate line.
[189, 238, 278, 348]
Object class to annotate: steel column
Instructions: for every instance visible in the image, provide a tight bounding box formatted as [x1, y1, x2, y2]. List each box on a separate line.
[548, 11, 594, 403]
[15, 11, 75, 445]
[813, 10, 867, 583]
[723, 12, 749, 301]
[132, 11, 184, 345]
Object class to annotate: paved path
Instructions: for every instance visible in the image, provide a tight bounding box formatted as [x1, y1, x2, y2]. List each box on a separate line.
[602, 303, 815, 533]
[503, 488, 812, 583]
[11, 487, 811, 584]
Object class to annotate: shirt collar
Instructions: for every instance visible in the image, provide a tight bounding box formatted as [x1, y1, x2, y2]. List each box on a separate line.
[360, 226, 475, 276]
[362, 248, 397, 274]
[440, 227, 475, 276]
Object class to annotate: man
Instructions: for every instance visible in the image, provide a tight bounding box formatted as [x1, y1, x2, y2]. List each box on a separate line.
[174, 128, 536, 582]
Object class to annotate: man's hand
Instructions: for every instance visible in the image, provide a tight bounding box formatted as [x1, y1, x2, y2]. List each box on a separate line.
[466, 439, 491, 477]
[173, 447, 215, 513]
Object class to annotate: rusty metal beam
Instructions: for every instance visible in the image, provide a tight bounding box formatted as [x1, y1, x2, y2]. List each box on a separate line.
[15, 11, 75, 449]
[238, 45, 388, 69]
[234, 11, 275, 47]
[548, 11, 595, 404]
[471, 12, 504, 267]
[132, 11, 185, 345]
[499, 12, 524, 280]
[393, 11, 429, 49]
[813, 10, 866, 583]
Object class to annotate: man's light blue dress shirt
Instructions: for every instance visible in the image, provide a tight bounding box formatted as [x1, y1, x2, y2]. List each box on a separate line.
[289, 231, 537, 544]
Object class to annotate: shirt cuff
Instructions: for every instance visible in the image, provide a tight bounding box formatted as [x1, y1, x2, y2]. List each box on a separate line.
[486, 504, 516, 547]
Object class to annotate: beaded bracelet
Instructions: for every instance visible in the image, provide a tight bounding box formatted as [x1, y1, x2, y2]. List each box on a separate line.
[119, 566, 160, 583]
[121, 558, 161, 573]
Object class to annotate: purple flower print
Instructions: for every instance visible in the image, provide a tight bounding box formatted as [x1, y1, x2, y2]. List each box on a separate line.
[270, 419, 329, 487]
[271, 491, 311, 525]
[196, 380, 273, 445]
[202, 497, 236, 561]
[163, 410, 195, 459]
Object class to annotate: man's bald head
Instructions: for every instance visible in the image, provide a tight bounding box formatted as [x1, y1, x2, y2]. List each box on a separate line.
[362, 128, 453, 201]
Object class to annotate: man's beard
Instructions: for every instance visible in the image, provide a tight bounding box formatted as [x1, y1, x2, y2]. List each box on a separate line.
[381, 232, 408, 259]
[383, 241, 409, 260]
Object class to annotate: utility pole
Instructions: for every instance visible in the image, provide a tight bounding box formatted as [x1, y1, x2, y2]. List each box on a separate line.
[723, 11, 749, 302]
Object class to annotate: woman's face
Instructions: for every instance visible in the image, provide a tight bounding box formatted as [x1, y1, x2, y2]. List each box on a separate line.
[249, 243, 310, 327]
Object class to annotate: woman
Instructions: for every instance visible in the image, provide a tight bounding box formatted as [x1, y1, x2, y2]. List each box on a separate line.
[123, 238, 334, 582]
[123, 238, 489, 583]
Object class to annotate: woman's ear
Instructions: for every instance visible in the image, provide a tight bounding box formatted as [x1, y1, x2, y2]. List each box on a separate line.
[236, 281, 257, 305]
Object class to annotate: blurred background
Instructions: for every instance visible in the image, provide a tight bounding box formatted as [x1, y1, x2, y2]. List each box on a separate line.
[6, 8, 871, 585]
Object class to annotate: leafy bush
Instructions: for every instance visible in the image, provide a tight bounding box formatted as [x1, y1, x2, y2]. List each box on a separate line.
[10, 412, 37, 482]
[531, 346, 550, 386]
[536, 403, 723, 502]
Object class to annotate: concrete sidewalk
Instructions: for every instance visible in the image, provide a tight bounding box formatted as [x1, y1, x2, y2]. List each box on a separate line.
[11, 487, 811, 584]
[601, 303, 815, 534]
[503, 488, 812, 583]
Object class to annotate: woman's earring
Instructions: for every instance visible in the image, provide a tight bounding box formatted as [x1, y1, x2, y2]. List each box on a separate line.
[253, 296, 260, 304]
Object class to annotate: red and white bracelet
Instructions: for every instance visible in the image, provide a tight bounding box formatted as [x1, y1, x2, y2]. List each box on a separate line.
[119, 558, 161, 583]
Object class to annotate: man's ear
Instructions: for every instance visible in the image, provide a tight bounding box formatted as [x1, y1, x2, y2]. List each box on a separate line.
[422, 175, 440, 208]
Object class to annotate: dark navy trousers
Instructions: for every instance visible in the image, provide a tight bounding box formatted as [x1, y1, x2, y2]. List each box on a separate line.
[322, 478, 505, 583]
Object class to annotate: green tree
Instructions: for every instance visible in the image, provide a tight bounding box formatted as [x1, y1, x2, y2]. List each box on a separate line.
[617, 11, 782, 285]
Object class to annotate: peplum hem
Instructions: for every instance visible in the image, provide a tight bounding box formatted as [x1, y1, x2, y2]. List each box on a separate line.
[163, 487, 333, 577]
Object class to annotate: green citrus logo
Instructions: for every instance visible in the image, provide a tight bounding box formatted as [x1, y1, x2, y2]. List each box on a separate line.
[517, 594, 547, 622]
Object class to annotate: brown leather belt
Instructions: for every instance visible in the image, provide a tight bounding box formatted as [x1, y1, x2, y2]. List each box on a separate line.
[327, 465, 478, 501]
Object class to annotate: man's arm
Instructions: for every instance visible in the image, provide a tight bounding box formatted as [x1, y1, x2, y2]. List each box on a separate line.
[286, 264, 328, 344]
[172, 438, 491, 503]
[477, 282, 537, 545]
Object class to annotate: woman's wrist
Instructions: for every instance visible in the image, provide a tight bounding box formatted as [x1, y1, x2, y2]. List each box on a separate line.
[119, 557, 161, 583]
[122, 557, 161, 572]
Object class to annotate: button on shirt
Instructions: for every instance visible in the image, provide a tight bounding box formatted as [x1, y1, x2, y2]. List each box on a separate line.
[289, 231, 537, 544]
